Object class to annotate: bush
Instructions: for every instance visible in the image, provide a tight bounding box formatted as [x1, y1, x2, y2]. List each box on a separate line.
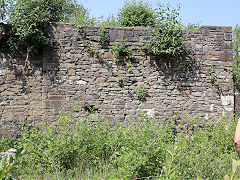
[70, 4, 97, 28]
[145, 4, 188, 59]
[117, 0, 156, 27]
[175, 116, 236, 179]
[1, 111, 238, 179]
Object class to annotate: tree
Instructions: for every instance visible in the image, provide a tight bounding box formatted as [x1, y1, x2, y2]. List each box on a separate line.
[0, 0, 11, 22]
[117, 0, 156, 27]
[7, 0, 80, 68]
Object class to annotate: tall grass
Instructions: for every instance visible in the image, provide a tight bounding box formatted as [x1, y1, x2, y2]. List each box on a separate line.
[0, 111, 238, 179]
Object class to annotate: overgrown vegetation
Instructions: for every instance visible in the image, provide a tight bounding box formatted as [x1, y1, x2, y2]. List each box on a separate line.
[117, 0, 156, 27]
[136, 86, 148, 101]
[112, 40, 134, 62]
[0, 0, 192, 69]
[145, 4, 188, 59]
[233, 24, 240, 87]
[0, 112, 238, 179]
[210, 63, 219, 86]
[5, 0, 81, 68]
[0, 147, 25, 180]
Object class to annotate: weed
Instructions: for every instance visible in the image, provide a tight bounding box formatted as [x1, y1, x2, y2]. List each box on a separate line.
[117, 75, 125, 87]
[210, 63, 219, 85]
[0, 113, 237, 179]
[98, 27, 109, 44]
[83, 40, 104, 58]
[136, 86, 148, 101]
[112, 40, 134, 62]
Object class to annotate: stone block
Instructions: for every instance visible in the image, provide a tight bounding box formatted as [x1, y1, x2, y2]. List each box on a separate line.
[224, 33, 232, 41]
[125, 115, 140, 122]
[104, 52, 114, 59]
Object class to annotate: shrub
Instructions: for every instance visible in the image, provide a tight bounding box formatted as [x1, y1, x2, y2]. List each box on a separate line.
[0, 112, 237, 179]
[117, 0, 156, 27]
[145, 4, 188, 59]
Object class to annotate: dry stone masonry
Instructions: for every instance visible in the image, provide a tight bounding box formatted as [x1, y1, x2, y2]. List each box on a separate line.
[0, 22, 234, 136]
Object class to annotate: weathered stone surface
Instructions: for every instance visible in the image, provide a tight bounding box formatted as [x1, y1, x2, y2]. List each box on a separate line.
[0, 23, 235, 137]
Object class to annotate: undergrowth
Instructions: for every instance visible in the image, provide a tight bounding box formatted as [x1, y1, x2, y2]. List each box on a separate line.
[0, 111, 238, 179]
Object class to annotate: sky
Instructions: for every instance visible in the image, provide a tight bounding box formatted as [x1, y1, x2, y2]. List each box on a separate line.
[81, 0, 240, 28]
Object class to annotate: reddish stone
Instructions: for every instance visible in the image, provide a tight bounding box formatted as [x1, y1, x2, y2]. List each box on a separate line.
[184, 90, 191, 95]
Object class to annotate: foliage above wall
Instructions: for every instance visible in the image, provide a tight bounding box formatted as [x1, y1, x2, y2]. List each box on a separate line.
[117, 0, 156, 27]
[145, 4, 189, 59]
[0, 0, 192, 70]
[1, 0, 82, 68]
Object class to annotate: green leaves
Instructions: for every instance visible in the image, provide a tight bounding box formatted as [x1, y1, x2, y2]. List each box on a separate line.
[233, 25, 240, 87]
[136, 86, 148, 101]
[7, 0, 80, 61]
[0, 147, 25, 180]
[117, 0, 156, 27]
[112, 40, 134, 62]
[146, 4, 188, 59]
[224, 159, 240, 180]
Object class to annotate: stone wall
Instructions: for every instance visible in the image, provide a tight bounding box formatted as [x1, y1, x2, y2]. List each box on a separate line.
[0, 22, 234, 137]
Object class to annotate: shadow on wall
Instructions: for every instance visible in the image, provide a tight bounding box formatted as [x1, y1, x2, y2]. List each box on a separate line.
[0, 23, 61, 137]
[149, 50, 201, 94]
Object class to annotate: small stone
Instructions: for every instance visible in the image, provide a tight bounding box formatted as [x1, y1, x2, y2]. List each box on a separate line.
[68, 69, 75, 75]
[148, 89, 155, 93]
[104, 52, 114, 59]
[35, 76, 43, 81]
[184, 90, 191, 95]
